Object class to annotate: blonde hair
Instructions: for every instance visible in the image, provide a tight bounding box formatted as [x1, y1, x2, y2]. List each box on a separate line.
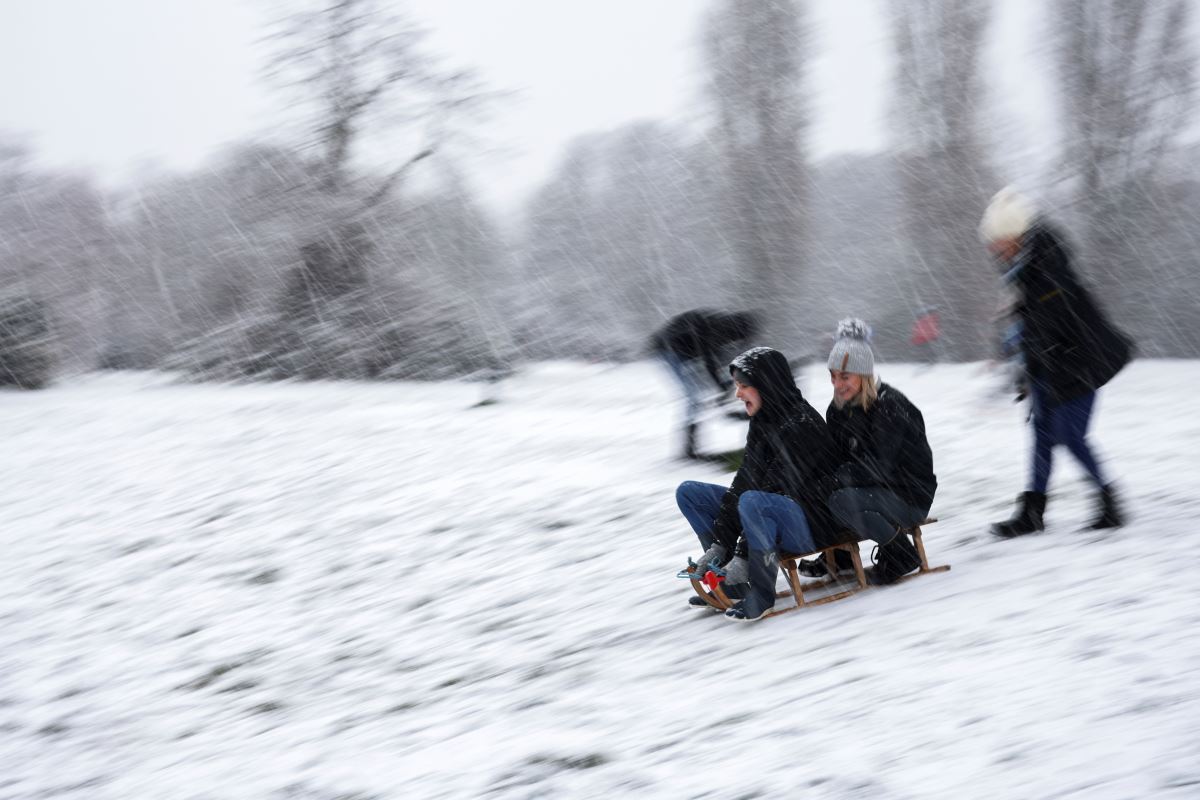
[855, 374, 879, 411]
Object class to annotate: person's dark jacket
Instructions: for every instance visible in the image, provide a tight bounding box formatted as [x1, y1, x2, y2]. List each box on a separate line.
[825, 383, 937, 515]
[651, 309, 757, 390]
[708, 347, 848, 555]
[1011, 223, 1133, 405]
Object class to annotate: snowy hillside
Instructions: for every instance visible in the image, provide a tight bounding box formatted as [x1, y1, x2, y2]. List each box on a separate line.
[1, 361, 1198, 799]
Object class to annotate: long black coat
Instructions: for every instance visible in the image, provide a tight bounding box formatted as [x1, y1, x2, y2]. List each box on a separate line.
[825, 383, 937, 515]
[709, 347, 847, 554]
[1012, 224, 1133, 405]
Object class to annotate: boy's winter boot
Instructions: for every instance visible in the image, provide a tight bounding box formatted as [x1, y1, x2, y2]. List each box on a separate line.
[990, 491, 1046, 538]
[1088, 484, 1124, 529]
[866, 532, 921, 585]
[725, 550, 778, 622]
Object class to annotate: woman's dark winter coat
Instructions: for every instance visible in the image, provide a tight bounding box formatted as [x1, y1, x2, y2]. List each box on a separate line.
[1011, 223, 1133, 405]
[708, 347, 847, 554]
[650, 309, 757, 389]
[825, 383, 937, 515]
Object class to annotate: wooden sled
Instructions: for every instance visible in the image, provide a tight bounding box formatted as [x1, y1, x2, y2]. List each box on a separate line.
[688, 518, 950, 618]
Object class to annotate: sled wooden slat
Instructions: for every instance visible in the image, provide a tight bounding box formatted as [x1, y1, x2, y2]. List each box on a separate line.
[851, 541, 868, 587]
[732, 519, 947, 613]
[710, 582, 734, 608]
[762, 587, 862, 618]
[690, 576, 729, 609]
[685, 518, 950, 616]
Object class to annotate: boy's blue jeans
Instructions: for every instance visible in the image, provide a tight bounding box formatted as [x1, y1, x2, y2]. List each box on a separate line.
[676, 481, 816, 556]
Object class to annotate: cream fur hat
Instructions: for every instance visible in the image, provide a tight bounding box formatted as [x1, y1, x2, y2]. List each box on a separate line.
[979, 186, 1037, 243]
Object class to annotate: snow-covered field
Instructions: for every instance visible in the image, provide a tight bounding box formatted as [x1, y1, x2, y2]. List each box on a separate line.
[1, 360, 1198, 799]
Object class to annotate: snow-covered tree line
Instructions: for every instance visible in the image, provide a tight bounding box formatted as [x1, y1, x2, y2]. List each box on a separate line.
[0, 0, 1197, 387]
[522, 0, 1200, 361]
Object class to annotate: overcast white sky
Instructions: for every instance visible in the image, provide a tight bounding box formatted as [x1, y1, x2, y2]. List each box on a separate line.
[0, 0, 1059, 213]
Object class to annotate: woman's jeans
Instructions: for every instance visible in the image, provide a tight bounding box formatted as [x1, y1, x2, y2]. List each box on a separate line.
[1029, 382, 1106, 494]
[676, 481, 816, 555]
[827, 487, 926, 545]
[660, 352, 708, 427]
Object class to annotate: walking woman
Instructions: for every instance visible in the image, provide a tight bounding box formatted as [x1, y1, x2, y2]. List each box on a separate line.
[979, 187, 1134, 536]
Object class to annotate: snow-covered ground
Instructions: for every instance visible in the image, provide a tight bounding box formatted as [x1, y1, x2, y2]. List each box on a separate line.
[1, 360, 1197, 799]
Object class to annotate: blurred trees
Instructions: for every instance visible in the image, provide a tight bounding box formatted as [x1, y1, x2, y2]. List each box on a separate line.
[515, 123, 734, 359]
[0, 295, 55, 389]
[141, 142, 510, 382]
[264, 0, 479, 200]
[1054, 1, 1195, 205]
[265, 0, 439, 305]
[0, 136, 113, 375]
[0, 0, 510, 384]
[1051, 0, 1198, 354]
[8, 0, 1200, 383]
[103, 144, 310, 368]
[145, 0, 502, 381]
[701, 0, 810, 350]
[888, 0, 996, 360]
[244, 0, 498, 378]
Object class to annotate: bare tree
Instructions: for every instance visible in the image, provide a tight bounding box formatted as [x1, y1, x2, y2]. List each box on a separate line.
[515, 123, 736, 360]
[1051, 0, 1196, 349]
[702, 0, 810, 349]
[888, 0, 996, 361]
[518, 137, 618, 359]
[264, 0, 480, 199]
[1054, 0, 1195, 199]
[177, 0, 511, 381]
[263, 0, 486, 305]
[0, 136, 114, 373]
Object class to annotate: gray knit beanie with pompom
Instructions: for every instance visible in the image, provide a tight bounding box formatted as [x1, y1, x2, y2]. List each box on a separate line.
[826, 318, 875, 375]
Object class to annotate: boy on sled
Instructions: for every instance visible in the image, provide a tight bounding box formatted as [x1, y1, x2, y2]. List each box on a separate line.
[676, 320, 938, 621]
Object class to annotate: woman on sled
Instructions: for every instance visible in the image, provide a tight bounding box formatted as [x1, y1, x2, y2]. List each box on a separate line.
[815, 319, 938, 585]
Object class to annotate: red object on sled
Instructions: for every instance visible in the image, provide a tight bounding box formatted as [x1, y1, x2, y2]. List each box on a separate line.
[701, 571, 726, 589]
[911, 312, 941, 346]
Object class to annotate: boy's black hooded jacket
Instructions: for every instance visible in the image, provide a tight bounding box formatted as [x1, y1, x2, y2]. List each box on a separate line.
[708, 347, 848, 555]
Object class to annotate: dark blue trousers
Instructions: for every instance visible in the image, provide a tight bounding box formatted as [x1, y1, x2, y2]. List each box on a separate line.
[1030, 383, 1107, 494]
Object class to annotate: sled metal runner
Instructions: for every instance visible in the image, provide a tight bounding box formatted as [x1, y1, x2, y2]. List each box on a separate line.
[688, 519, 950, 617]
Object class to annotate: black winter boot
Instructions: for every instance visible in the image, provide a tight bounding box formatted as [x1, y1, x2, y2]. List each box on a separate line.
[797, 546, 858, 578]
[990, 491, 1046, 538]
[866, 533, 921, 585]
[725, 551, 778, 621]
[1088, 484, 1124, 529]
